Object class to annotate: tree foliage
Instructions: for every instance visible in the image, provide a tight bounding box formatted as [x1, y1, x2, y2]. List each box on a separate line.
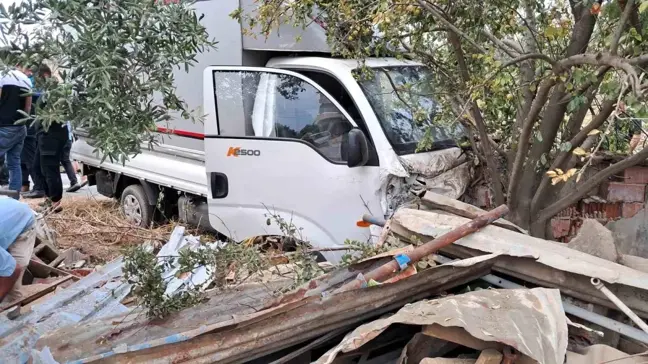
[0, 0, 215, 161]
[240, 0, 648, 235]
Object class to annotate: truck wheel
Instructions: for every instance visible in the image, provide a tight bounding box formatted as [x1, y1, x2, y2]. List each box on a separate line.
[121, 185, 154, 228]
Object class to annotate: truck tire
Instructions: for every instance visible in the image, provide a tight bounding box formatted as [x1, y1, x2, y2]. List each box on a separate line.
[121, 184, 155, 228]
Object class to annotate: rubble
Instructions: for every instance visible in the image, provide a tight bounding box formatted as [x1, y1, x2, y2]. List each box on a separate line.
[567, 219, 619, 262]
[4, 193, 648, 363]
[607, 208, 648, 258]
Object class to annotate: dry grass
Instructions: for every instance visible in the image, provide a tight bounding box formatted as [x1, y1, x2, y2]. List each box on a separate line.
[35, 196, 175, 263]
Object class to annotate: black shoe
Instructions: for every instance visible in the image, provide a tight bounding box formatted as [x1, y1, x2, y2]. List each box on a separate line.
[22, 190, 46, 199]
[66, 182, 82, 193]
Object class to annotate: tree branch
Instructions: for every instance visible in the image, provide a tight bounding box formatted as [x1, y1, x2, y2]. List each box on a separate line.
[507, 78, 556, 203]
[416, 0, 488, 54]
[530, 98, 616, 213]
[480, 29, 520, 58]
[501, 53, 556, 68]
[555, 53, 641, 95]
[447, 31, 505, 205]
[610, 0, 635, 55]
[537, 146, 648, 223]
[628, 54, 648, 66]
[558, 65, 611, 104]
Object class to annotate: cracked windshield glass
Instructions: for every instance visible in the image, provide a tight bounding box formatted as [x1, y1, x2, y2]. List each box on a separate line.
[357, 66, 465, 155]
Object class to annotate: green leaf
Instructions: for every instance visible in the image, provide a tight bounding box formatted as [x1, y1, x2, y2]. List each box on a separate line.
[561, 142, 572, 151]
[640, 0, 648, 13]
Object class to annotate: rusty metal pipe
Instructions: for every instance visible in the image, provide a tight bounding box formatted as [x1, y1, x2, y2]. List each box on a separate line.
[337, 204, 509, 292]
[591, 277, 648, 334]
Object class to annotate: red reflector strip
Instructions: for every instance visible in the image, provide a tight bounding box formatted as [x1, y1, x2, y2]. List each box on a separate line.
[157, 127, 204, 140]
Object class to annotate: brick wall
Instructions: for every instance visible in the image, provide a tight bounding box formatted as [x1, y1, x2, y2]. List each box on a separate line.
[551, 166, 648, 242]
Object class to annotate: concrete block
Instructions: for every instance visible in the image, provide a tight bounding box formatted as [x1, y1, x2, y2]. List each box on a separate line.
[607, 208, 648, 258]
[567, 219, 618, 262]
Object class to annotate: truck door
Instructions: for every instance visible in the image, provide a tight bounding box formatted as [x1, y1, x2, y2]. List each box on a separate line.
[202, 66, 382, 261]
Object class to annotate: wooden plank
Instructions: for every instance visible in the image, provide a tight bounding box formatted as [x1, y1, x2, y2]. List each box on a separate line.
[476, 349, 503, 364]
[0, 275, 74, 312]
[29, 259, 81, 280]
[420, 359, 476, 364]
[421, 192, 527, 234]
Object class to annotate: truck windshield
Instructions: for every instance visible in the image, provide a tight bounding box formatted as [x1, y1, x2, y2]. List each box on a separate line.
[356, 66, 464, 155]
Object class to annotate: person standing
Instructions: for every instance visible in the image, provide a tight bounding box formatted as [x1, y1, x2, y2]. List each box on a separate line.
[20, 69, 39, 193]
[21, 77, 47, 199]
[0, 197, 36, 305]
[34, 64, 67, 213]
[0, 66, 32, 197]
[62, 121, 82, 192]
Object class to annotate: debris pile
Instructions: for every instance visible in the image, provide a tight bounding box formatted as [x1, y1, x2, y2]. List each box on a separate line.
[41, 197, 176, 262]
[4, 191, 648, 363]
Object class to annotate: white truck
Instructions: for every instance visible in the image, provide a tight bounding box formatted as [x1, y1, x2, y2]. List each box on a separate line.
[72, 0, 470, 260]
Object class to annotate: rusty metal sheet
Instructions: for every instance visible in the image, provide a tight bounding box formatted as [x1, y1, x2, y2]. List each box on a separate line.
[73, 257, 494, 363]
[0, 257, 129, 363]
[35, 280, 291, 362]
[315, 288, 568, 364]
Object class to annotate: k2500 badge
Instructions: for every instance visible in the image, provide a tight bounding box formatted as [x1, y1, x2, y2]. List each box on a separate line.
[227, 147, 261, 157]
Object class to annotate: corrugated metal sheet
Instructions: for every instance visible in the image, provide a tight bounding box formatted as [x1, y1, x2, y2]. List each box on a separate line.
[35, 256, 495, 363]
[0, 258, 130, 363]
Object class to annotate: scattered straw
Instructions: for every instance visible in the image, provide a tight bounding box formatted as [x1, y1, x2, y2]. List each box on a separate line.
[37, 196, 175, 263]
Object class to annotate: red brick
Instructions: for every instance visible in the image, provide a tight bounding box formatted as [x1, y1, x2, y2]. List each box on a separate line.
[622, 202, 645, 218]
[624, 166, 648, 184]
[551, 218, 571, 239]
[607, 182, 646, 202]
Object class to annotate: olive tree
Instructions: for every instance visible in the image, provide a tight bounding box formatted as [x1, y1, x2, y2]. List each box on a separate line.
[240, 0, 648, 236]
[0, 0, 215, 162]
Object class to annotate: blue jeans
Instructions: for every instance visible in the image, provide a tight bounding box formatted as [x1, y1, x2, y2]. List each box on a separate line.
[0, 126, 26, 193]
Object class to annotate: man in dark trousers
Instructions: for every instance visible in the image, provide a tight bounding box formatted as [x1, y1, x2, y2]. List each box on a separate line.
[32, 64, 68, 213]
[21, 69, 47, 199]
[0, 65, 32, 196]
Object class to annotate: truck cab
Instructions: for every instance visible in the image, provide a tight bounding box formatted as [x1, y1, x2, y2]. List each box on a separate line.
[202, 57, 468, 260]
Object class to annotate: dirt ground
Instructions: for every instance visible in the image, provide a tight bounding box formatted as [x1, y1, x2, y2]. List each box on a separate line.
[28, 196, 175, 263]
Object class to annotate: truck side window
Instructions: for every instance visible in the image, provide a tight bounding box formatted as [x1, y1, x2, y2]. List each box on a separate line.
[214, 71, 354, 163]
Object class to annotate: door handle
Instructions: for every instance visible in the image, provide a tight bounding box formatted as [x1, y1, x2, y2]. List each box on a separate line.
[210, 172, 228, 199]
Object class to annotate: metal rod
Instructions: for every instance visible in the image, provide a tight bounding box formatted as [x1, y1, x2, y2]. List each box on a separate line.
[433, 255, 648, 344]
[591, 278, 648, 334]
[337, 205, 509, 292]
[0, 189, 19, 199]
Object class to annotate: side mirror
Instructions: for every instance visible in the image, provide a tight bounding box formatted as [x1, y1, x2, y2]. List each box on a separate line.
[346, 128, 369, 167]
